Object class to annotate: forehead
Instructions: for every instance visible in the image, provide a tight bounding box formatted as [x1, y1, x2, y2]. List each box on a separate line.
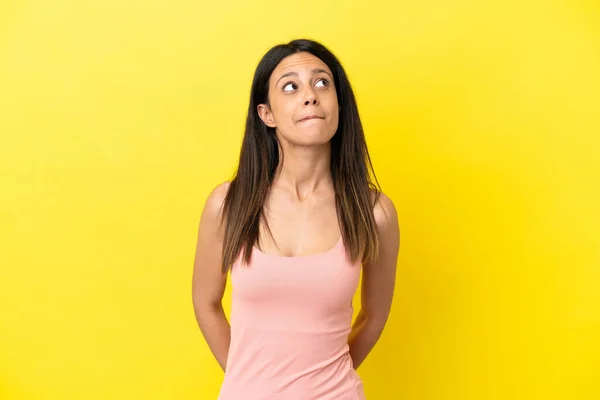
[271, 52, 332, 79]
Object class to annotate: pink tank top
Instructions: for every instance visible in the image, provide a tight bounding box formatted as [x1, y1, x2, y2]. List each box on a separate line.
[217, 236, 366, 400]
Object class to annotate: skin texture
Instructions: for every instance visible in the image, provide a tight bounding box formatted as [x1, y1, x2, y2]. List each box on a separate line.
[192, 52, 400, 372]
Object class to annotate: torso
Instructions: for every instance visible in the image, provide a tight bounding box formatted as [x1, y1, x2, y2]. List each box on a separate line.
[217, 183, 367, 400]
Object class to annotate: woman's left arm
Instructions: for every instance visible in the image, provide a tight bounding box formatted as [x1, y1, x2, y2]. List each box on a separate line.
[348, 192, 400, 369]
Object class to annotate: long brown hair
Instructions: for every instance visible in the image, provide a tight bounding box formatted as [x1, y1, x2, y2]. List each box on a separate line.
[219, 39, 381, 273]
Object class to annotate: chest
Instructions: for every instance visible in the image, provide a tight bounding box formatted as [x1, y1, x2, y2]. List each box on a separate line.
[230, 248, 361, 323]
[258, 193, 340, 257]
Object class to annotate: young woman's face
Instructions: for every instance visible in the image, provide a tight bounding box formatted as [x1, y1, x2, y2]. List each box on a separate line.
[258, 52, 339, 146]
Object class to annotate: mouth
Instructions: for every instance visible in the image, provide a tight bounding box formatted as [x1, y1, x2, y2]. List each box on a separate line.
[298, 115, 324, 122]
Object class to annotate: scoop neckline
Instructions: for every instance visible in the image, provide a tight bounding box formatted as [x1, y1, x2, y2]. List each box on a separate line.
[253, 236, 343, 259]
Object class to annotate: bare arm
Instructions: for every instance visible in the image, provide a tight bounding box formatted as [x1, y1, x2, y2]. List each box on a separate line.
[191, 182, 231, 371]
[348, 191, 400, 369]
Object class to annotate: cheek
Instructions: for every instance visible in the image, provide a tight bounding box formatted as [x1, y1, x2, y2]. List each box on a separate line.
[324, 90, 338, 109]
[271, 97, 294, 124]
[325, 94, 339, 121]
[280, 103, 298, 127]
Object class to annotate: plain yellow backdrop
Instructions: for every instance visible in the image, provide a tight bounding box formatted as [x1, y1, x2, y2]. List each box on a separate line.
[1, 0, 598, 399]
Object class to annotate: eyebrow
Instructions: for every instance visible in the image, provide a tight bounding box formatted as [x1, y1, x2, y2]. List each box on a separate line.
[275, 68, 332, 86]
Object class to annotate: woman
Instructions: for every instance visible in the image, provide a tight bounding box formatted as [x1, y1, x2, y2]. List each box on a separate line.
[192, 39, 400, 399]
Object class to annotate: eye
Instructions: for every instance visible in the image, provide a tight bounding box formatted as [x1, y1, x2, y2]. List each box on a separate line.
[283, 82, 297, 92]
[315, 78, 329, 88]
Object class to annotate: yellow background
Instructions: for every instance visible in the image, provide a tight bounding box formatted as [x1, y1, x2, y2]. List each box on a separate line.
[1, 0, 598, 399]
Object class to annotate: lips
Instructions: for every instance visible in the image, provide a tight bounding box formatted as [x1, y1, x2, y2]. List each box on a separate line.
[298, 115, 324, 122]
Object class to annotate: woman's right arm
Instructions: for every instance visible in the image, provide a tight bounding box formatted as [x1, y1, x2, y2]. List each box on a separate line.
[192, 182, 231, 371]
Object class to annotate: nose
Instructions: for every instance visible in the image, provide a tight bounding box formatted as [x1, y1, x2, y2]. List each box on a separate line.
[303, 87, 318, 106]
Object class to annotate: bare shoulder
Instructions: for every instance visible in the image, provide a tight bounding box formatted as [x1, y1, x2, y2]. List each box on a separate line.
[370, 189, 399, 233]
[197, 181, 232, 243]
[203, 181, 231, 218]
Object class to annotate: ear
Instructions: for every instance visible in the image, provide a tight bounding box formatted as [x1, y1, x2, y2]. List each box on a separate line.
[257, 104, 277, 128]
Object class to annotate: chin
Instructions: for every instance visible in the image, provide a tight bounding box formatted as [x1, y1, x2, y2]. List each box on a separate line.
[280, 128, 335, 146]
[303, 134, 335, 146]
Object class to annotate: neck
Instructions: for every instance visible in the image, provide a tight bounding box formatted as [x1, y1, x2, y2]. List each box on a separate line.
[272, 141, 333, 201]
